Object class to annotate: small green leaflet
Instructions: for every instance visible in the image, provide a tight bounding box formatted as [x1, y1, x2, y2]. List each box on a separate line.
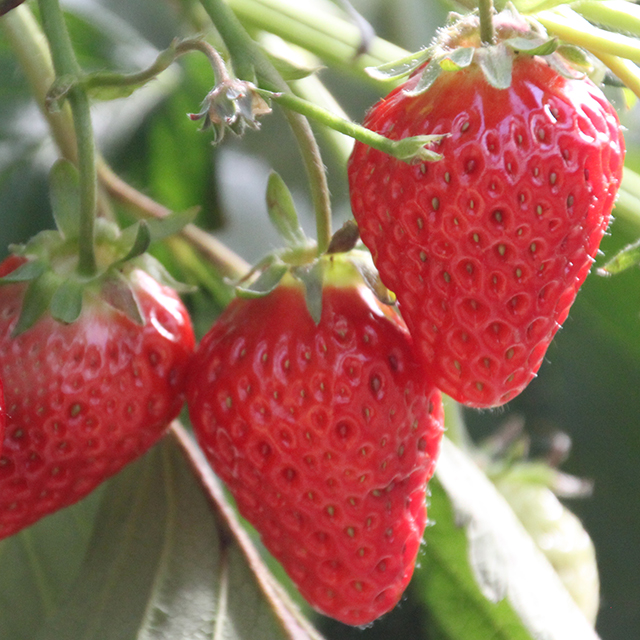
[0, 259, 46, 283]
[50, 278, 84, 324]
[144, 207, 200, 243]
[598, 237, 640, 275]
[404, 59, 442, 96]
[12, 271, 60, 335]
[101, 271, 145, 325]
[504, 36, 558, 56]
[236, 262, 289, 298]
[266, 172, 307, 248]
[49, 159, 81, 240]
[440, 47, 474, 71]
[294, 260, 324, 325]
[476, 44, 513, 90]
[365, 48, 432, 81]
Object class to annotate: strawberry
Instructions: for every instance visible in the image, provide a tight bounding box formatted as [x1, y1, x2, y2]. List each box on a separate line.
[187, 254, 444, 626]
[348, 11, 625, 408]
[0, 256, 195, 539]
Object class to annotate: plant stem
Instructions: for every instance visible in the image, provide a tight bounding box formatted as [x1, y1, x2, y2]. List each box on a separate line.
[478, 0, 495, 45]
[37, 0, 97, 277]
[198, 0, 333, 254]
[0, 5, 77, 163]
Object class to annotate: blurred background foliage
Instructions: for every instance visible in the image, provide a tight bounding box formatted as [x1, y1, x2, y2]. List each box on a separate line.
[1, 0, 640, 638]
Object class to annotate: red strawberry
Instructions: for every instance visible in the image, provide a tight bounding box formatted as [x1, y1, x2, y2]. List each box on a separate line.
[0, 258, 195, 539]
[187, 256, 444, 626]
[348, 15, 625, 408]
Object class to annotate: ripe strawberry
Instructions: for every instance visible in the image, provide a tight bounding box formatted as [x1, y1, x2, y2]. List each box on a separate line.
[0, 258, 195, 539]
[187, 256, 444, 626]
[348, 14, 625, 408]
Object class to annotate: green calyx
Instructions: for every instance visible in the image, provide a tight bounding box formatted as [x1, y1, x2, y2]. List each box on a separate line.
[234, 171, 391, 324]
[367, 6, 592, 92]
[0, 159, 195, 334]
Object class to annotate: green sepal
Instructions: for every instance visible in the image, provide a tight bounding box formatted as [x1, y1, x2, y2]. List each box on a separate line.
[235, 262, 289, 299]
[504, 36, 558, 57]
[113, 221, 152, 266]
[132, 253, 197, 294]
[556, 44, 593, 71]
[440, 47, 474, 71]
[100, 271, 145, 325]
[405, 58, 442, 96]
[326, 220, 360, 254]
[597, 238, 640, 276]
[365, 48, 432, 81]
[391, 135, 444, 163]
[266, 172, 307, 248]
[145, 208, 200, 243]
[293, 260, 324, 325]
[49, 159, 81, 240]
[476, 44, 513, 90]
[12, 271, 60, 336]
[0, 260, 47, 284]
[50, 278, 84, 324]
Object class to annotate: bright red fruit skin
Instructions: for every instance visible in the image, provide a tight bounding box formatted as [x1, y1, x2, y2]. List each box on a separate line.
[0, 263, 195, 539]
[348, 56, 625, 407]
[187, 280, 443, 626]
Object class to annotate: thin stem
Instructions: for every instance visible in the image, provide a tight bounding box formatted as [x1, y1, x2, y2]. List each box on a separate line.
[37, 0, 97, 276]
[0, 5, 77, 162]
[198, 0, 333, 254]
[270, 91, 443, 162]
[97, 162, 249, 279]
[478, 0, 495, 45]
[592, 52, 640, 100]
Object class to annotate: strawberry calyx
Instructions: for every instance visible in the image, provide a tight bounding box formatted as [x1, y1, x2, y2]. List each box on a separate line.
[367, 6, 597, 92]
[0, 159, 194, 334]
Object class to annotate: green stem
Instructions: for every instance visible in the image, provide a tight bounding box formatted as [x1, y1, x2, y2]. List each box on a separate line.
[227, 0, 407, 84]
[0, 5, 77, 162]
[478, 0, 495, 45]
[270, 91, 443, 162]
[37, 0, 97, 276]
[198, 0, 332, 254]
[537, 7, 640, 64]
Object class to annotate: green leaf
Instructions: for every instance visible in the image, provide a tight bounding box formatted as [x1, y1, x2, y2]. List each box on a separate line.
[294, 260, 324, 325]
[48, 159, 81, 240]
[114, 221, 152, 266]
[0, 488, 103, 640]
[504, 37, 558, 57]
[144, 207, 199, 243]
[476, 43, 513, 90]
[391, 135, 444, 163]
[439, 47, 474, 71]
[365, 48, 431, 81]
[50, 278, 84, 324]
[34, 432, 321, 640]
[556, 44, 593, 69]
[404, 58, 442, 96]
[266, 172, 307, 247]
[415, 438, 602, 640]
[0, 259, 46, 283]
[236, 262, 289, 298]
[597, 237, 640, 275]
[100, 272, 144, 325]
[12, 271, 59, 335]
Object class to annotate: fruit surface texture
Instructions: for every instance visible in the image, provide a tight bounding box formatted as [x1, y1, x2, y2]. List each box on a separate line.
[348, 55, 625, 407]
[0, 260, 195, 539]
[187, 266, 444, 625]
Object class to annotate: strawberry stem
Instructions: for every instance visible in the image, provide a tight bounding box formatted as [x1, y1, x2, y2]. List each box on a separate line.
[478, 0, 496, 45]
[198, 0, 333, 255]
[37, 0, 97, 277]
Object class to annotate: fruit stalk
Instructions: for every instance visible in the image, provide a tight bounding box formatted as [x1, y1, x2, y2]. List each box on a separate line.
[37, 0, 97, 276]
[199, 0, 333, 254]
[478, 0, 496, 45]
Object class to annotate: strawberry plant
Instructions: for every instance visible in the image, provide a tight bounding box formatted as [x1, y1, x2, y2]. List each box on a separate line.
[1, 0, 640, 639]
